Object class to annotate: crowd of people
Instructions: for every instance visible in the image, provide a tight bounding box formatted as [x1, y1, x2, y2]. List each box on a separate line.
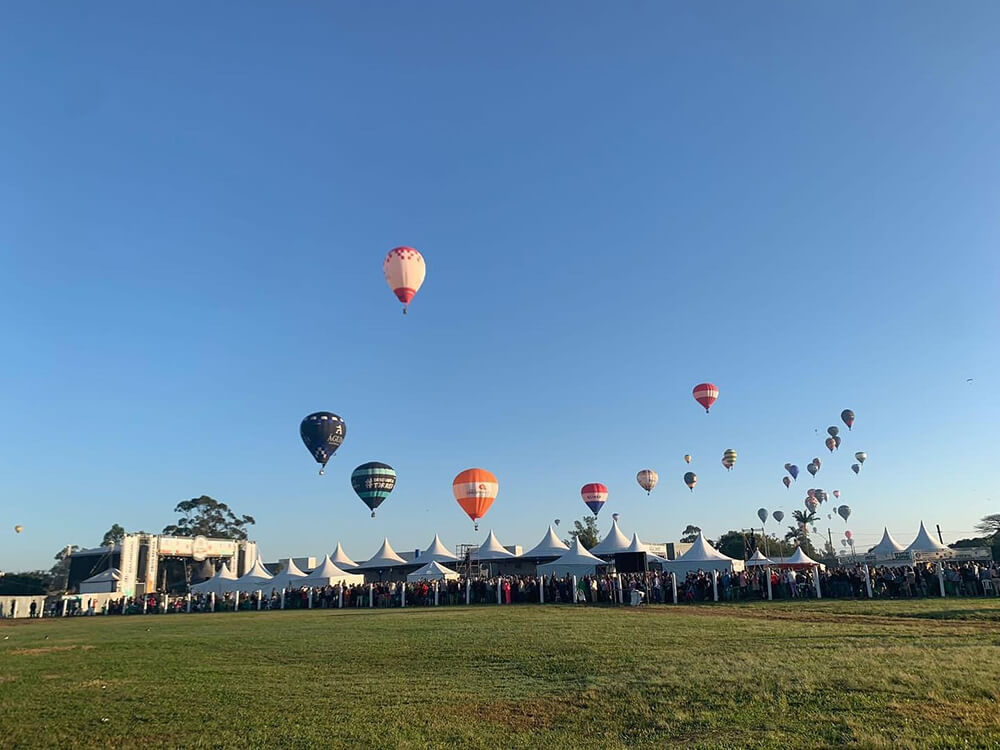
[42, 560, 1000, 616]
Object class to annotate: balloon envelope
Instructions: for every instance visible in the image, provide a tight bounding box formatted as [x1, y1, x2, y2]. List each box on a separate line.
[350, 462, 397, 516]
[841, 409, 855, 430]
[788, 465, 799, 480]
[837, 505, 851, 521]
[827, 426, 839, 437]
[683, 472, 697, 491]
[581, 483, 609, 515]
[684, 454, 692, 464]
[383, 246, 426, 310]
[851, 463, 860, 474]
[813, 457, 822, 468]
[845, 530, 853, 540]
[833, 490, 840, 499]
[757, 508, 768, 524]
[772, 510, 785, 523]
[14, 525, 22, 534]
[782, 476, 791, 489]
[453, 468, 498, 523]
[692, 383, 719, 413]
[636, 469, 658, 494]
[833, 435, 842, 449]
[722, 449, 737, 471]
[855, 452, 867, 464]
[807, 463, 818, 477]
[300, 412, 346, 471]
[805, 498, 819, 513]
[825, 437, 836, 452]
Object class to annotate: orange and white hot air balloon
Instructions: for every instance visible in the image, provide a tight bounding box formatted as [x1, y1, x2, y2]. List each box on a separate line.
[383, 246, 426, 314]
[452, 468, 498, 531]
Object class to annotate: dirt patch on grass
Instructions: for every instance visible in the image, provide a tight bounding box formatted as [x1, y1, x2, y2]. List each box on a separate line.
[892, 697, 1000, 730]
[11, 645, 94, 656]
[0, 676, 16, 684]
[447, 696, 579, 731]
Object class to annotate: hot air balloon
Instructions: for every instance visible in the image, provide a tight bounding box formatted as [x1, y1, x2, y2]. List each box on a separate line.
[554, 519, 561, 526]
[300, 412, 346, 474]
[757, 508, 768, 524]
[813, 457, 822, 469]
[453, 468, 498, 531]
[14, 525, 23, 534]
[833, 490, 840, 499]
[841, 409, 855, 430]
[684, 454, 692, 464]
[833, 435, 842, 449]
[383, 246, 426, 314]
[692, 383, 719, 413]
[782, 476, 791, 489]
[807, 462, 818, 477]
[845, 530, 853, 541]
[636, 469, 658, 494]
[788, 464, 799, 480]
[855, 452, 867, 465]
[827, 426, 839, 438]
[825, 437, 836, 453]
[350, 462, 397, 518]
[807, 488, 816, 499]
[837, 505, 851, 521]
[784, 462, 791, 472]
[722, 449, 738, 471]
[827, 513, 833, 520]
[612, 513, 620, 522]
[805, 497, 819, 513]
[817, 489, 829, 504]
[772, 510, 785, 523]
[851, 463, 860, 474]
[683, 472, 697, 491]
[581, 483, 609, 515]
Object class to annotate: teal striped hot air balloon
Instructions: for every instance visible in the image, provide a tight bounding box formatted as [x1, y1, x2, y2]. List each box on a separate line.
[351, 462, 397, 518]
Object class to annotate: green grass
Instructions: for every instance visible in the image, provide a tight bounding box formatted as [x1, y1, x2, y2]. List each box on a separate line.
[3, 599, 1000, 748]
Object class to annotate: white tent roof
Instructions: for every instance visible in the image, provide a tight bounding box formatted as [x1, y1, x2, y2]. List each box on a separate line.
[298, 555, 363, 587]
[419, 534, 458, 563]
[624, 533, 668, 563]
[190, 562, 238, 594]
[241, 557, 273, 581]
[537, 538, 605, 577]
[869, 527, 906, 557]
[331, 542, 358, 569]
[783, 547, 823, 567]
[407, 560, 460, 582]
[521, 526, 569, 558]
[745, 549, 775, 567]
[82, 568, 121, 584]
[676, 533, 735, 562]
[663, 533, 743, 575]
[590, 519, 631, 555]
[476, 530, 515, 560]
[905, 521, 949, 553]
[266, 558, 308, 589]
[355, 538, 408, 569]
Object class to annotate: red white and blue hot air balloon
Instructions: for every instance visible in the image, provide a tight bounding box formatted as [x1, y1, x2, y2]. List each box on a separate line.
[581, 483, 609, 515]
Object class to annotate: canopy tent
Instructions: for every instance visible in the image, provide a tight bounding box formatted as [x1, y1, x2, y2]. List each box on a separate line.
[663, 533, 744, 577]
[520, 526, 569, 560]
[192, 559, 216, 583]
[297, 555, 363, 587]
[745, 549, 775, 567]
[266, 558, 308, 590]
[330, 542, 358, 570]
[228, 556, 274, 592]
[590, 519, 631, 556]
[868, 527, 906, 558]
[778, 546, 824, 569]
[190, 562, 238, 594]
[407, 560, 460, 582]
[905, 521, 950, 554]
[624, 533, 668, 564]
[354, 538, 408, 569]
[537, 538, 605, 578]
[475, 530, 515, 561]
[79, 568, 121, 594]
[418, 534, 458, 563]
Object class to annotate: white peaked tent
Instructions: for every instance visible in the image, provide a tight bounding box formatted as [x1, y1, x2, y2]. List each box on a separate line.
[191, 562, 238, 594]
[298, 555, 363, 587]
[230, 557, 274, 592]
[79, 568, 121, 594]
[624, 533, 668, 564]
[418, 534, 458, 563]
[664, 533, 744, 577]
[781, 546, 824, 569]
[745, 549, 775, 567]
[476, 530, 515, 560]
[355, 538, 408, 569]
[590, 519, 632, 556]
[266, 558, 308, 590]
[521, 526, 570, 559]
[407, 560, 459, 582]
[869, 527, 906, 558]
[331, 542, 358, 569]
[905, 521, 950, 554]
[537, 538, 605, 578]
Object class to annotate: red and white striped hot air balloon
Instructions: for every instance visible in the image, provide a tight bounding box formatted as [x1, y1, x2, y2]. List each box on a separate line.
[692, 383, 719, 413]
[383, 246, 426, 314]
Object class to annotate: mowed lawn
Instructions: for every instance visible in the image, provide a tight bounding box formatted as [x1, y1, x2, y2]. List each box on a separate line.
[3, 600, 1000, 749]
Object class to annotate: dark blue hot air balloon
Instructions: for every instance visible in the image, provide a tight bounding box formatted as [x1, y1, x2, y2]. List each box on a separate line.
[300, 412, 346, 474]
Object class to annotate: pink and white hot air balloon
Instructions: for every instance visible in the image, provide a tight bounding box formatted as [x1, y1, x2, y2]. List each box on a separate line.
[383, 246, 426, 314]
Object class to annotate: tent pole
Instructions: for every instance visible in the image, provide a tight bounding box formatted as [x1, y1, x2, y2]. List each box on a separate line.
[210, 592, 216, 612]
[257, 590, 263, 610]
[369, 583, 374, 609]
[465, 578, 471, 606]
[572, 575, 578, 604]
[712, 570, 719, 602]
[234, 591, 240, 611]
[280, 588, 285, 610]
[496, 577, 501, 606]
[812, 566, 821, 599]
[401, 583, 405, 609]
[186, 594, 192, 614]
[765, 567, 773, 601]
[863, 565, 873, 599]
[937, 562, 946, 597]
[338, 586, 343, 609]
[670, 573, 678, 604]
[434, 581, 439, 607]
[539, 575, 544, 604]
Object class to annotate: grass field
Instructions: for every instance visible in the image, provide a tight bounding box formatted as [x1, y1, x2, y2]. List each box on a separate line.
[3, 599, 1000, 749]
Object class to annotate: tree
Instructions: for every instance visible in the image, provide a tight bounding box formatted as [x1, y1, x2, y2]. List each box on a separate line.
[100, 524, 126, 547]
[680, 525, 702, 543]
[0, 571, 49, 596]
[784, 511, 819, 558]
[713, 530, 794, 560]
[162, 496, 256, 540]
[566, 516, 600, 549]
[974, 514, 1000, 541]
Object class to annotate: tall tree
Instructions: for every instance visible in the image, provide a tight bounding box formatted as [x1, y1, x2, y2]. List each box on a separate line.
[566, 516, 600, 549]
[713, 531, 793, 560]
[785, 511, 820, 558]
[100, 524, 126, 547]
[974, 514, 1000, 541]
[162, 496, 256, 540]
[680, 525, 702, 543]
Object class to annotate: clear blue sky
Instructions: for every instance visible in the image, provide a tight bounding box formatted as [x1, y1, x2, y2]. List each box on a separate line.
[2, 2, 997, 571]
